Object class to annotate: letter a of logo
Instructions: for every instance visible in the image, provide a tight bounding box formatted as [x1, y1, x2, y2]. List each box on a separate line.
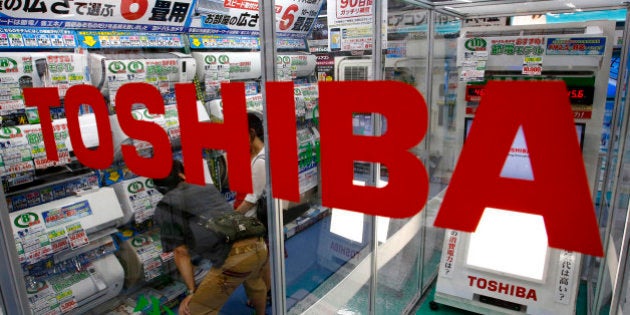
[434, 81, 603, 256]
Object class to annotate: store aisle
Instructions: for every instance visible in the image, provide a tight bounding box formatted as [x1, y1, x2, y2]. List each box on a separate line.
[413, 285, 478, 315]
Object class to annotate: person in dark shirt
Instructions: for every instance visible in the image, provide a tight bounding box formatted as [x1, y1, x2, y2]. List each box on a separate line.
[153, 160, 268, 315]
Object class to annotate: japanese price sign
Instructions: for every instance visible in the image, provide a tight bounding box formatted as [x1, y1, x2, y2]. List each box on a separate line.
[77, 31, 184, 48]
[189, 0, 323, 39]
[490, 37, 545, 56]
[546, 37, 606, 55]
[0, 26, 76, 48]
[275, 0, 322, 38]
[189, 33, 258, 49]
[0, 126, 35, 186]
[329, 0, 372, 26]
[66, 222, 89, 249]
[0, 0, 196, 32]
[460, 38, 488, 82]
[326, 0, 385, 52]
[522, 56, 543, 76]
[23, 121, 71, 170]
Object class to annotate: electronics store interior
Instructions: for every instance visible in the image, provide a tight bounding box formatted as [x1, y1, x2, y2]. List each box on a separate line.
[3, 0, 630, 315]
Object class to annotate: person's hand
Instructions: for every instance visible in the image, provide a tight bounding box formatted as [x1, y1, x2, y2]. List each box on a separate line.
[179, 294, 193, 315]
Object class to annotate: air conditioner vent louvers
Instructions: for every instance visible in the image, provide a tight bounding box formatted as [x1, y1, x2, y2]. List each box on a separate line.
[343, 66, 369, 81]
[465, 30, 522, 37]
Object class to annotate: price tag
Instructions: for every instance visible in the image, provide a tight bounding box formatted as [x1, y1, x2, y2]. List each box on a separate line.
[48, 227, 69, 253]
[66, 223, 89, 250]
[59, 298, 77, 313]
[522, 56, 543, 75]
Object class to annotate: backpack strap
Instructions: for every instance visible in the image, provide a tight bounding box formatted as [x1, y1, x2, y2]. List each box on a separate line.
[252, 153, 265, 166]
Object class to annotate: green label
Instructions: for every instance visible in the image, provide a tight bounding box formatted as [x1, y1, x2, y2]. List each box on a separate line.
[0, 57, 18, 73]
[127, 181, 145, 194]
[128, 61, 145, 73]
[0, 126, 21, 139]
[145, 178, 155, 189]
[218, 55, 229, 64]
[132, 235, 150, 248]
[204, 55, 216, 64]
[108, 61, 126, 73]
[465, 38, 487, 51]
[14, 212, 39, 228]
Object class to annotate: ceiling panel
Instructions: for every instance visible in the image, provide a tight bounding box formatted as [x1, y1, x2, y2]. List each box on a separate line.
[410, 0, 628, 17]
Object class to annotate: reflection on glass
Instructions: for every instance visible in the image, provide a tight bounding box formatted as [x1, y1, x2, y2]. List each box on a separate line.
[331, 209, 364, 243]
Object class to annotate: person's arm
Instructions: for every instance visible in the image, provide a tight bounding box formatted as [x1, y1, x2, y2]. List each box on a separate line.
[174, 244, 195, 315]
[173, 245, 196, 294]
[155, 197, 195, 315]
[235, 200, 256, 214]
[236, 155, 266, 214]
[156, 200, 195, 293]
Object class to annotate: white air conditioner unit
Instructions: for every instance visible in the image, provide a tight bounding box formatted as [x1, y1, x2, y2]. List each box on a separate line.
[108, 100, 210, 156]
[192, 51, 262, 81]
[10, 187, 124, 237]
[89, 52, 196, 105]
[278, 53, 317, 78]
[25, 254, 124, 315]
[335, 57, 373, 81]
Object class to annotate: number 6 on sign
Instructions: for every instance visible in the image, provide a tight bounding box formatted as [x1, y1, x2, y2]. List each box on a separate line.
[279, 4, 298, 31]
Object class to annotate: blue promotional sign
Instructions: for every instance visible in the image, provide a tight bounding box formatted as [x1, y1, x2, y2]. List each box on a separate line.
[277, 37, 307, 50]
[0, 27, 76, 48]
[77, 31, 184, 49]
[188, 34, 305, 50]
[189, 0, 323, 39]
[42, 200, 93, 229]
[0, 0, 197, 33]
[546, 37, 607, 55]
[188, 33, 259, 49]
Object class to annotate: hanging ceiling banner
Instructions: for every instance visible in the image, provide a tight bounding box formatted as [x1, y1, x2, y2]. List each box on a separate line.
[189, 0, 324, 39]
[388, 9, 461, 34]
[0, 0, 196, 32]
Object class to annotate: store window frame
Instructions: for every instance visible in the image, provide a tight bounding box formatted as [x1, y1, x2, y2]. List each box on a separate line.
[0, 187, 29, 313]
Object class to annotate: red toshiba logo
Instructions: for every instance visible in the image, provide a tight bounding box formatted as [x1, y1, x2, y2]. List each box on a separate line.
[22, 80, 603, 256]
[435, 81, 602, 257]
[468, 275, 537, 301]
